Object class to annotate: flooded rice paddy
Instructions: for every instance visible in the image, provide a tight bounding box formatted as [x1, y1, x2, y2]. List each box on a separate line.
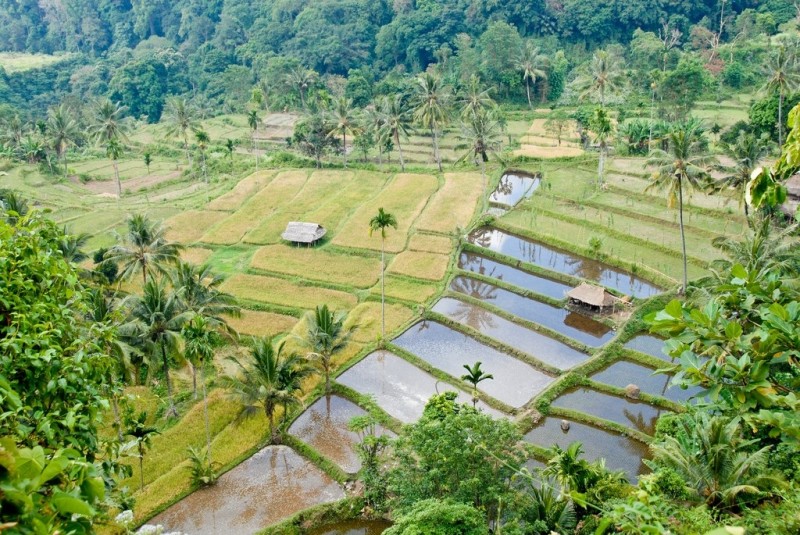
[393, 321, 555, 407]
[308, 520, 392, 535]
[551, 387, 667, 435]
[590, 360, 700, 402]
[468, 227, 662, 298]
[458, 252, 572, 300]
[624, 334, 671, 361]
[432, 297, 589, 369]
[450, 276, 614, 347]
[524, 418, 651, 481]
[337, 350, 504, 422]
[151, 446, 344, 535]
[489, 171, 541, 207]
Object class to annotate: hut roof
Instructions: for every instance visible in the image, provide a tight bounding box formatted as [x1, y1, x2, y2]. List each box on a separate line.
[567, 283, 617, 308]
[281, 222, 327, 244]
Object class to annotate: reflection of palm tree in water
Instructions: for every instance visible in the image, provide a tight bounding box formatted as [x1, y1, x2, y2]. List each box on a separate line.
[448, 298, 497, 333]
[468, 227, 495, 248]
[451, 276, 499, 303]
[492, 174, 514, 201]
[300, 398, 357, 464]
[623, 408, 660, 435]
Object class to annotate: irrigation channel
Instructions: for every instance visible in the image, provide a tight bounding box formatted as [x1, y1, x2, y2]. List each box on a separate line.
[154, 170, 690, 534]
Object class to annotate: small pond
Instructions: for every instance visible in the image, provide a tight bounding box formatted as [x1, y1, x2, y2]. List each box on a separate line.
[151, 446, 344, 535]
[458, 252, 571, 300]
[624, 334, 672, 361]
[337, 350, 504, 422]
[467, 227, 662, 298]
[590, 360, 701, 403]
[308, 520, 392, 535]
[524, 418, 652, 481]
[450, 276, 614, 347]
[432, 297, 589, 370]
[489, 170, 541, 207]
[551, 387, 667, 435]
[393, 321, 555, 408]
[288, 395, 391, 473]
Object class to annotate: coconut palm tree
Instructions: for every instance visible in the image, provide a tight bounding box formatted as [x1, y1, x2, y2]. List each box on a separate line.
[460, 361, 494, 408]
[47, 103, 80, 179]
[124, 410, 159, 490]
[247, 110, 259, 169]
[327, 97, 359, 168]
[223, 337, 312, 443]
[650, 413, 784, 509]
[645, 122, 716, 293]
[761, 44, 800, 147]
[413, 72, 451, 172]
[458, 75, 495, 120]
[710, 217, 799, 277]
[106, 138, 124, 197]
[89, 98, 130, 147]
[369, 208, 398, 338]
[517, 41, 548, 108]
[105, 214, 183, 285]
[164, 97, 197, 164]
[381, 95, 413, 171]
[124, 279, 192, 417]
[194, 128, 210, 182]
[714, 131, 772, 222]
[57, 228, 91, 264]
[300, 304, 350, 395]
[574, 49, 626, 107]
[542, 442, 594, 496]
[183, 316, 217, 457]
[288, 68, 317, 109]
[456, 108, 505, 211]
[590, 107, 613, 187]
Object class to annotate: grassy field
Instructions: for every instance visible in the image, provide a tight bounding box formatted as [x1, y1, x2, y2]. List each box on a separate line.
[0, 52, 73, 72]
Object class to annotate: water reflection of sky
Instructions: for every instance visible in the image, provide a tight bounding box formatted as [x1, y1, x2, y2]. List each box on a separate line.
[552, 387, 667, 435]
[459, 252, 571, 300]
[468, 228, 662, 298]
[591, 360, 701, 403]
[489, 172, 541, 207]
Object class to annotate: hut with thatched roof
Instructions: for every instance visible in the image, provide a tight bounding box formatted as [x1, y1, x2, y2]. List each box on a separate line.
[566, 283, 617, 312]
[780, 173, 800, 220]
[281, 222, 327, 246]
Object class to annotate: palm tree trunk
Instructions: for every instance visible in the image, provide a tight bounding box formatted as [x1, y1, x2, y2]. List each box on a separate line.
[161, 341, 177, 417]
[525, 77, 532, 109]
[114, 161, 121, 197]
[395, 130, 405, 172]
[381, 237, 386, 339]
[203, 365, 211, 461]
[253, 132, 258, 171]
[744, 200, 750, 226]
[778, 89, 784, 147]
[325, 359, 331, 395]
[480, 159, 487, 213]
[431, 125, 442, 172]
[343, 132, 347, 168]
[63, 150, 68, 179]
[598, 143, 606, 187]
[678, 177, 688, 295]
[111, 392, 123, 442]
[268, 407, 277, 444]
[139, 447, 145, 490]
[191, 362, 198, 400]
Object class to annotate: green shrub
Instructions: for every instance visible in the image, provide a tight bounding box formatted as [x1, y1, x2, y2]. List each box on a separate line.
[186, 446, 217, 488]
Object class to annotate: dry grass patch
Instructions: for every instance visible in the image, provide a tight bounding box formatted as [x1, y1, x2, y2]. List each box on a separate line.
[373, 275, 440, 303]
[220, 273, 357, 310]
[165, 210, 229, 243]
[206, 170, 276, 211]
[415, 172, 482, 234]
[227, 309, 298, 337]
[387, 251, 450, 281]
[332, 173, 438, 253]
[250, 244, 381, 288]
[181, 247, 214, 265]
[513, 145, 584, 158]
[202, 170, 309, 245]
[408, 233, 453, 254]
[345, 302, 416, 343]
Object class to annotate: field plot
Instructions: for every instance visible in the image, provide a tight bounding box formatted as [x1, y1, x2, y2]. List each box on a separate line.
[408, 233, 452, 254]
[345, 302, 416, 343]
[180, 247, 214, 265]
[0, 52, 72, 72]
[387, 251, 450, 281]
[206, 170, 276, 211]
[250, 244, 381, 288]
[513, 118, 585, 159]
[372, 275, 440, 303]
[165, 210, 230, 243]
[332, 173, 438, 253]
[220, 273, 357, 311]
[415, 172, 483, 234]
[225, 309, 299, 337]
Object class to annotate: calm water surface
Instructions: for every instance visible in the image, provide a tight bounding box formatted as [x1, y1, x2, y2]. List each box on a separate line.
[624, 334, 672, 361]
[590, 360, 700, 402]
[458, 252, 571, 300]
[468, 227, 662, 298]
[394, 321, 554, 408]
[552, 387, 668, 435]
[490, 171, 541, 207]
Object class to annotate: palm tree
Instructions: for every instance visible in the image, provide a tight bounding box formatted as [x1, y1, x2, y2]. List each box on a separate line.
[328, 97, 359, 168]
[125, 410, 159, 490]
[143, 151, 152, 174]
[106, 138, 124, 197]
[574, 49, 626, 107]
[645, 122, 716, 293]
[413, 72, 451, 172]
[456, 108, 505, 211]
[47, 103, 80, 179]
[194, 128, 210, 182]
[542, 442, 594, 496]
[460, 361, 494, 408]
[247, 110, 259, 169]
[0, 189, 29, 224]
[105, 214, 183, 285]
[517, 41, 548, 108]
[761, 44, 800, 147]
[590, 107, 613, 187]
[164, 97, 197, 164]
[223, 337, 312, 443]
[458, 75, 495, 119]
[714, 131, 772, 221]
[369, 208, 398, 338]
[57, 228, 91, 264]
[124, 279, 192, 417]
[381, 95, 413, 171]
[89, 98, 130, 146]
[710, 217, 799, 277]
[288, 68, 317, 109]
[183, 316, 217, 458]
[650, 413, 784, 508]
[300, 304, 350, 395]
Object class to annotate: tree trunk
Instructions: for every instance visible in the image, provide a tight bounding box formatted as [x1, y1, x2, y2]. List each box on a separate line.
[268, 407, 278, 444]
[480, 159, 487, 213]
[525, 78, 532, 109]
[111, 392, 123, 442]
[203, 365, 211, 462]
[395, 130, 405, 172]
[432, 124, 442, 172]
[678, 177, 688, 295]
[191, 362, 198, 400]
[162, 341, 177, 417]
[778, 89, 784, 148]
[598, 142, 606, 187]
[139, 447, 145, 490]
[744, 199, 750, 227]
[381, 238, 386, 338]
[253, 134, 258, 171]
[114, 161, 121, 197]
[63, 150, 68, 180]
[342, 132, 347, 168]
[325, 359, 331, 395]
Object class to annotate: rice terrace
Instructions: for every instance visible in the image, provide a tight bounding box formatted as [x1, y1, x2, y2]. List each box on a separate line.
[2, 2, 800, 534]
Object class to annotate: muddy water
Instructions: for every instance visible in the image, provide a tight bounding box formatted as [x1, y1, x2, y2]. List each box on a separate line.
[458, 252, 571, 300]
[524, 418, 652, 481]
[288, 395, 390, 473]
[468, 227, 661, 298]
[451, 276, 614, 347]
[552, 387, 667, 435]
[393, 321, 554, 408]
[337, 350, 504, 422]
[151, 446, 344, 535]
[432, 297, 589, 370]
[590, 360, 701, 402]
[624, 334, 672, 361]
[490, 171, 541, 207]
[308, 520, 392, 535]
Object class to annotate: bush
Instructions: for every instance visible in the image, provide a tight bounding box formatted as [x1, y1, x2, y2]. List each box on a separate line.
[186, 446, 217, 488]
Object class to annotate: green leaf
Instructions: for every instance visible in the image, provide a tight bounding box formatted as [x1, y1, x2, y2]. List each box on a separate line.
[51, 492, 94, 517]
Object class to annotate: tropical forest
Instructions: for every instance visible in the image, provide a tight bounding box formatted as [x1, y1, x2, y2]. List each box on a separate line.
[1, 0, 800, 534]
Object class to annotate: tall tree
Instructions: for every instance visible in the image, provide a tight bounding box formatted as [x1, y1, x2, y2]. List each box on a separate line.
[288, 68, 317, 109]
[413, 73, 451, 172]
[458, 75, 495, 120]
[646, 123, 716, 293]
[182, 316, 217, 458]
[456, 108, 504, 210]
[105, 214, 183, 285]
[194, 128, 210, 182]
[47, 104, 80, 179]
[106, 138, 124, 197]
[327, 97, 359, 168]
[460, 361, 493, 408]
[164, 97, 197, 164]
[369, 208, 398, 338]
[761, 44, 799, 147]
[300, 304, 350, 395]
[714, 131, 772, 222]
[89, 98, 130, 147]
[381, 95, 413, 171]
[574, 49, 626, 107]
[516, 41, 548, 108]
[247, 110, 259, 170]
[590, 107, 613, 187]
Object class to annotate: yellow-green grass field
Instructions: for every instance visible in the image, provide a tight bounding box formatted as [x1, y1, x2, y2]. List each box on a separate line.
[387, 251, 450, 281]
[408, 233, 453, 253]
[0, 52, 73, 72]
[220, 273, 358, 311]
[165, 210, 230, 243]
[206, 170, 277, 211]
[414, 172, 483, 234]
[345, 302, 417, 343]
[250, 244, 381, 288]
[225, 309, 299, 338]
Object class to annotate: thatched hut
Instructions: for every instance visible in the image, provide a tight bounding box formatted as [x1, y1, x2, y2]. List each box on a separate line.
[281, 222, 327, 246]
[567, 283, 617, 312]
[780, 173, 800, 220]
